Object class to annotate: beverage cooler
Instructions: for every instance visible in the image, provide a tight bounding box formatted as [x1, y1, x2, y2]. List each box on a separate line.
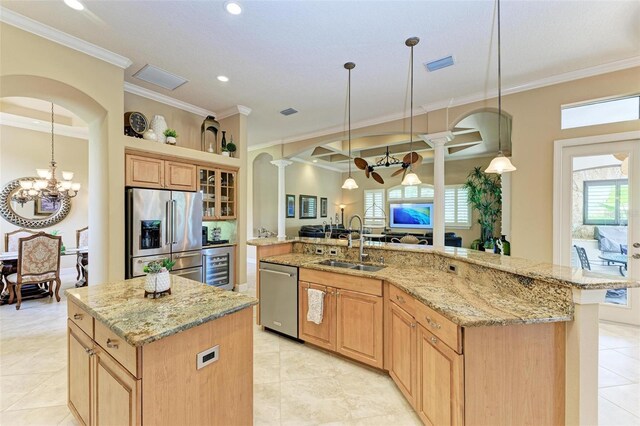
[202, 246, 235, 291]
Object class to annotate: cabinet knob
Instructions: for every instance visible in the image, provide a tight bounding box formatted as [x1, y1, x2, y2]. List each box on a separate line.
[410, 323, 416, 328]
[632, 254, 640, 259]
[426, 317, 441, 329]
[84, 348, 95, 356]
[395, 295, 405, 304]
[430, 336, 438, 345]
[633, 243, 640, 248]
[106, 338, 119, 349]
[73, 313, 83, 320]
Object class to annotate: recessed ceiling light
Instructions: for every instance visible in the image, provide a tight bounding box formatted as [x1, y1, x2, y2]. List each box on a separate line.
[225, 1, 242, 15]
[217, 75, 229, 82]
[64, 0, 85, 11]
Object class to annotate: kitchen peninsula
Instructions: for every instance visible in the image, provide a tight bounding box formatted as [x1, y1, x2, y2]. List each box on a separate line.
[65, 275, 257, 426]
[249, 237, 638, 425]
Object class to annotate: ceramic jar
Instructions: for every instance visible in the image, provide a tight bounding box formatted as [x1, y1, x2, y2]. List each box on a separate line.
[144, 270, 171, 294]
[166, 136, 177, 145]
[150, 115, 168, 144]
[143, 128, 158, 141]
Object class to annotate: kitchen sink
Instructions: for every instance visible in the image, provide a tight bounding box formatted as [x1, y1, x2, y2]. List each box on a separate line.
[316, 259, 385, 272]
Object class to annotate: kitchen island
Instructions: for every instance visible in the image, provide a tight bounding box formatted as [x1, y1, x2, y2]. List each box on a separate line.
[65, 275, 257, 426]
[249, 237, 638, 425]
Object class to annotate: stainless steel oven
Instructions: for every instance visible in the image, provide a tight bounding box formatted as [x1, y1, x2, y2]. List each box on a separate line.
[202, 246, 235, 290]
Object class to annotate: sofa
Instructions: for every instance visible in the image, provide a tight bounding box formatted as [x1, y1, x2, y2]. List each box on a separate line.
[594, 226, 628, 253]
[382, 231, 462, 247]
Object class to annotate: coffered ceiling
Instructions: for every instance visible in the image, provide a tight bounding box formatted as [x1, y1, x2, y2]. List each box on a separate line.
[2, 1, 639, 147]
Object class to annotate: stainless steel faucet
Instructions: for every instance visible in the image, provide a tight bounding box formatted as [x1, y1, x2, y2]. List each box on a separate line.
[347, 214, 369, 262]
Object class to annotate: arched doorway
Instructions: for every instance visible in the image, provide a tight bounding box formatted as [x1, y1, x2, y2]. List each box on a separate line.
[252, 152, 278, 236]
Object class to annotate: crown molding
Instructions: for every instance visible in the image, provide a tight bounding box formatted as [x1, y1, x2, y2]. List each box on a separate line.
[218, 105, 253, 120]
[289, 156, 345, 173]
[0, 112, 89, 139]
[248, 140, 284, 152]
[124, 82, 216, 118]
[0, 6, 132, 69]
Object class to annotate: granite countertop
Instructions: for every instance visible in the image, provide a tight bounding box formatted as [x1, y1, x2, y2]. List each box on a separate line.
[203, 242, 237, 248]
[66, 276, 257, 347]
[248, 237, 295, 246]
[250, 237, 637, 290]
[261, 253, 573, 327]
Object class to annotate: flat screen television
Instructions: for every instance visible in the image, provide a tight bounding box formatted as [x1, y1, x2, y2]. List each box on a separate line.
[389, 203, 433, 229]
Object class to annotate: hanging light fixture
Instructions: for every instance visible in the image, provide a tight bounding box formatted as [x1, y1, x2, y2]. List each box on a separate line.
[12, 103, 81, 207]
[485, 0, 516, 175]
[401, 37, 422, 186]
[342, 62, 359, 190]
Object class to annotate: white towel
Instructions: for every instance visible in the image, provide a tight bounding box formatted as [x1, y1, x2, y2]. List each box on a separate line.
[306, 288, 325, 325]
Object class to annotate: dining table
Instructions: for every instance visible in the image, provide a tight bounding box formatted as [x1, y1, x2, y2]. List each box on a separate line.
[0, 247, 88, 305]
[598, 253, 628, 277]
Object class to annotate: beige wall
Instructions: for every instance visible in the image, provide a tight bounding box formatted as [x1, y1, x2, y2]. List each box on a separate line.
[0, 125, 88, 268]
[252, 152, 278, 234]
[341, 156, 493, 247]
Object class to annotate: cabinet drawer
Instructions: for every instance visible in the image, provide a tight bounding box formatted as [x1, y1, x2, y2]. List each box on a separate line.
[415, 302, 462, 354]
[94, 320, 140, 378]
[68, 300, 94, 338]
[300, 268, 382, 296]
[388, 286, 417, 317]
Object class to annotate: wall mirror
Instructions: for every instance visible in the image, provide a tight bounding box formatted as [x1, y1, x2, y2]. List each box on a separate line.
[299, 195, 317, 219]
[0, 178, 71, 229]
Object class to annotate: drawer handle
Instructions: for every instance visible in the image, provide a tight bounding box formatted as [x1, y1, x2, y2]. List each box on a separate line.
[395, 294, 405, 304]
[410, 323, 416, 328]
[426, 317, 441, 329]
[106, 338, 119, 349]
[73, 313, 83, 320]
[430, 336, 438, 345]
[85, 348, 95, 356]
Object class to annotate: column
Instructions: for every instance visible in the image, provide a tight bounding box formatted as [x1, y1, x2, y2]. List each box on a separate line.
[565, 288, 606, 426]
[270, 159, 292, 239]
[423, 131, 454, 248]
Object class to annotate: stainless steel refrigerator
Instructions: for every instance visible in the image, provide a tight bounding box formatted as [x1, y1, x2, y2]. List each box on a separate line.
[126, 188, 203, 281]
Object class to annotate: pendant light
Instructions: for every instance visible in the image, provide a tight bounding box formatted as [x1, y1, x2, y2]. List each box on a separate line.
[401, 37, 422, 186]
[342, 62, 359, 190]
[485, 0, 516, 174]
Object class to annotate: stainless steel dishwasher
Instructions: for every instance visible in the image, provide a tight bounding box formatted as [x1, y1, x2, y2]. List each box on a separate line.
[259, 261, 298, 339]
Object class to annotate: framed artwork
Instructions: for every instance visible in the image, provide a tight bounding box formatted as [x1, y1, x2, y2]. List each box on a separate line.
[34, 197, 60, 216]
[286, 194, 295, 218]
[320, 197, 328, 217]
[299, 195, 317, 219]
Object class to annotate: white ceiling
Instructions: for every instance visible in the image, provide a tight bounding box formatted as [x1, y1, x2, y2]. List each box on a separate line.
[2, 1, 639, 147]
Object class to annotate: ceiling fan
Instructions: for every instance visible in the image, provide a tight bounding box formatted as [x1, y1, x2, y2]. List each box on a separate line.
[353, 146, 423, 184]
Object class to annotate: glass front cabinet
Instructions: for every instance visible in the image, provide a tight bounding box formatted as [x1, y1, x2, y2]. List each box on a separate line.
[198, 167, 237, 220]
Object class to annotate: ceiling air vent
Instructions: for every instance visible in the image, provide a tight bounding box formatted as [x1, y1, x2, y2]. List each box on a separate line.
[424, 56, 455, 72]
[280, 108, 298, 116]
[132, 64, 188, 90]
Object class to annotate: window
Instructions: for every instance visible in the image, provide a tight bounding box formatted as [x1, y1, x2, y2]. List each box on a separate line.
[384, 184, 471, 228]
[584, 179, 628, 225]
[561, 96, 640, 129]
[364, 189, 385, 227]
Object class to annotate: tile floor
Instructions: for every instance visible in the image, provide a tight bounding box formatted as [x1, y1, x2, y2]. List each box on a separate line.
[0, 268, 637, 425]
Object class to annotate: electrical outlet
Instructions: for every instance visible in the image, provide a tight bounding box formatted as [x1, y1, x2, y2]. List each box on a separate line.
[448, 264, 458, 274]
[315, 247, 324, 255]
[329, 248, 338, 256]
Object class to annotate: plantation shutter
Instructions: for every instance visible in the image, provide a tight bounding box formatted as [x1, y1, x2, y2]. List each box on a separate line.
[584, 180, 628, 225]
[364, 189, 385, 227]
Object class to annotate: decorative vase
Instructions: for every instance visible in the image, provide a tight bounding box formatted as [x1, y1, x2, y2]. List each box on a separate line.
[222, 151, 230, 157]
[166, 136, 177, 145]
[143, 128, 157, 141]
[150, 115, 168, 144]
[500, 235, 511, 256]
[144, 270, 171, 294]
[221, 131, 227, 150]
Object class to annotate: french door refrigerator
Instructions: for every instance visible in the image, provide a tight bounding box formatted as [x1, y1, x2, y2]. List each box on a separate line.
[126, 188, 203, 281]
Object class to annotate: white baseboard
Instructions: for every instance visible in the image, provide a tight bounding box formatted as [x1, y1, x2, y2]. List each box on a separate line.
[237, 282, 248, 292]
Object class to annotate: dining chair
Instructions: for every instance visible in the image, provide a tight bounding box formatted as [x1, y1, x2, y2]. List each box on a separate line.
[75, 226, 89, 283]
[400, 235, 420, 244]
[574, 245, 591, 270]
[2, 228, 39, 291]
[418, 240, 428, 245]
[390, 238, 401, 243]
[5, 232, 62, 310]
[621, 245, 628, 255]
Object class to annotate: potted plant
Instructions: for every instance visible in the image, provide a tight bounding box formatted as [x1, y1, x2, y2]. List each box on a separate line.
[221, 146, 230, 157]
[163, 129, 178, 145]
[143, 258, 176, 296]
[226, 136, 237, 158]
[463, 166, 502, 251]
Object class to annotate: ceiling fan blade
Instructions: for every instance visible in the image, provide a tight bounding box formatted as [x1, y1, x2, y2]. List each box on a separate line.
[413, 154, 423, 168]
[365, 168, 370, 178]
[371, 172, 384, 185]
[403, 152, 419, 164]
[391, 167, 405, 177]
[354, 157, 368, 170]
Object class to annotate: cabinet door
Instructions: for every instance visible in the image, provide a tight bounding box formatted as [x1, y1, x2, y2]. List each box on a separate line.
[199, 167, 217, 220]
[93, 347, 141, 426]
[125, 155, 164, 189]
[416, 325, 464, 426]
[165, 161, 197, 191]
[218, 170, 237, 219]
[68, 321, 92, 426]
[298, 282, 336, 351]
[388, 301, 417, 407]
[336, 289, 383, 368]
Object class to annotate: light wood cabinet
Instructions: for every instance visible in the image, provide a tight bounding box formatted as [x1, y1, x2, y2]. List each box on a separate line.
[299, 282, 336, 351]
[125, 155, 164, 189]
[298, 270, 384, 368]
[336, 289, 383, 369]
[164, 161, 197, 191]
[416, 324, 464, 426]
[68, 320, 92, 426]
[198, 167, 237, 220]
[388, 301, 417, 407]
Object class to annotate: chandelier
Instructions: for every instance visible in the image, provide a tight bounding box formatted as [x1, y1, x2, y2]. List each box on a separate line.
[12, 103, 81, 206]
